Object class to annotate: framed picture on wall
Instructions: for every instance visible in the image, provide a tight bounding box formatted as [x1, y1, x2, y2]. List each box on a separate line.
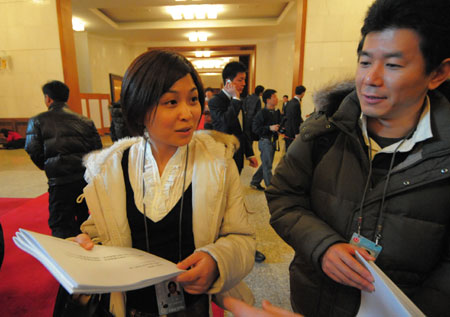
[109, 73, 123, 104]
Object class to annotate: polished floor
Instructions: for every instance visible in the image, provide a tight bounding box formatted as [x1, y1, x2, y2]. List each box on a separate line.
[0, 136, 294, 314]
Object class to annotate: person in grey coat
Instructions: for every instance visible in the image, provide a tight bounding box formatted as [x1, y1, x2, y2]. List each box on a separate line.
[266, 0, 450, 316]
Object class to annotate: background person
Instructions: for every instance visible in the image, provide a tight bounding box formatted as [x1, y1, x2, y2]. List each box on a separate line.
[0, 128, 25, 149]
[243, 85, 265, 143]
[73, 50, 256, 317]
[25, 80, 102, 239]
[283, 86, 305, 150]
[266, 0, 450, 316]
[250, 89, 281, 191]
[208, 61, 258, 173]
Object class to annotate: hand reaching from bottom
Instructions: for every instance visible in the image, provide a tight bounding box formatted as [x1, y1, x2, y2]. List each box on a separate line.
[223, 297, 303, 317]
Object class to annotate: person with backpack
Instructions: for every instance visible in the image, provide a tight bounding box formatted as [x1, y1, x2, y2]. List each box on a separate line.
[266, 0, 450, 315]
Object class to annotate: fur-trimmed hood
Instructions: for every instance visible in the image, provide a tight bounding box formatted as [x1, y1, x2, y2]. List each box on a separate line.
[312, 79, 355, 116]
[83, 130, 239, 183]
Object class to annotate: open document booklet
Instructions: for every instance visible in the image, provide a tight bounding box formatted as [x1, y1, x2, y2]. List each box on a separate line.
[355, 251, 425, 317]
[13, 229, 184, 294]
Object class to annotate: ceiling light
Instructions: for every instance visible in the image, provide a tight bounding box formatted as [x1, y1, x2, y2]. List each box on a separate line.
[198, 33, 207, 42]
[187, 31, 208, 42]
[166, 5, 222, 20]
[192, 59, 227, 70]
[195, 51, 211, 58]
[188, 32, 198, 42]
[72, 17, 85, 32]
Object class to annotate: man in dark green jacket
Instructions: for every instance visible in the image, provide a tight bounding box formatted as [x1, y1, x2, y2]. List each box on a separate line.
[266, 0, 450, 316]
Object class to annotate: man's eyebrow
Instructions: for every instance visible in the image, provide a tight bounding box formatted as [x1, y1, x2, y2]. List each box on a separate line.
[358, 50, 404, 59]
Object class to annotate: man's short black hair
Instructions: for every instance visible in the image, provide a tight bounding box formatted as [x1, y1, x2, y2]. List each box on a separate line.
[283, 95, 289, 99]
[295, 85, 306, 96]
[42, 80, 69, 102]
[255, 85, 265, 95]
[359, 0, 450, 74]
[205, 87, 214, 93]
[121, 50, 204, 136]
[262, 89, 277, 105]
[222, 61, 246, 83]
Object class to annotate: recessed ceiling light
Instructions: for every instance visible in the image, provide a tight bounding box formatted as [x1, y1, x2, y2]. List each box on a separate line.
[166, 5, 222, 20]
[187, 31, 209, 42]
[72, 17, 85, 32]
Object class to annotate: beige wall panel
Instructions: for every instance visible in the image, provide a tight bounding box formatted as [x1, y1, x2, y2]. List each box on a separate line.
[302, 0, 374, 116]
[0, 0, 63, 118]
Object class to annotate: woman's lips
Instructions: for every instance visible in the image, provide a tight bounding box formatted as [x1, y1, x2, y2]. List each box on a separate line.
[175, 127, 193, 135]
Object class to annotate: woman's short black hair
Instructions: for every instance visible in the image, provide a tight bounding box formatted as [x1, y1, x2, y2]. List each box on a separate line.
[120, 50, 205, 136]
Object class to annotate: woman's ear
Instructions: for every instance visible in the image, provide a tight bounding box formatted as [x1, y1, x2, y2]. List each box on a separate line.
[428, 58, 450, 90]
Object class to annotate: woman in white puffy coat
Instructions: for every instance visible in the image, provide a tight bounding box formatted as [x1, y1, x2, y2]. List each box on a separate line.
[75, 50, 255, 317]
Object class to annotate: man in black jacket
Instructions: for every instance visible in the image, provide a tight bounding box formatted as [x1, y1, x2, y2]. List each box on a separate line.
[283, 85, 305, 150]
[250, 89, 281, 191]
[25, 81, 102, 238]
[209, 61, 258, 173]
[266, 0, 450, 316]
[243, 85, 264, 142]
[209, 62, 265, 263]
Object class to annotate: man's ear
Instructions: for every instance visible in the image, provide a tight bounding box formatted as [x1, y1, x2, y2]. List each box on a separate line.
[428, 58, 450, 90]
[44, 94, 52, 106]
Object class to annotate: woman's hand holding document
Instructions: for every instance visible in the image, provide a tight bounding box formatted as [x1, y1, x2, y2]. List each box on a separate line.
[13, 229, 184, 294]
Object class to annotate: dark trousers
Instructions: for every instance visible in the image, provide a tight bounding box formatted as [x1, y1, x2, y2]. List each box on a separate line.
[251, 138, 275, 187]
[48, 179, 89, 239]
[233, 146, 245, 174]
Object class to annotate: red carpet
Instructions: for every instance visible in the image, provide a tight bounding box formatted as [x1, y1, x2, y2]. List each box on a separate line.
[0, 197, 32, 217]
[0, 193, 59, 316]
[0, 194, 224, 317]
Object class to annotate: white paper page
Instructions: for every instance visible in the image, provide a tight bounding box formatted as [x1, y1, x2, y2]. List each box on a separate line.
[355, 251, 425, 317]
[14, 229, 184, 294]
[13, 235, 76, 293]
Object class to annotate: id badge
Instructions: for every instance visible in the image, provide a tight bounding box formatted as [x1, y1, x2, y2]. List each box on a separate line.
[349, 232, 382, 259]
[155, 280, 186, 315]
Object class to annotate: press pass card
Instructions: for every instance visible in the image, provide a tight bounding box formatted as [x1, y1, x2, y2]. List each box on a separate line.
[155, 280, 186, 315]
[350, 232, 382, 259]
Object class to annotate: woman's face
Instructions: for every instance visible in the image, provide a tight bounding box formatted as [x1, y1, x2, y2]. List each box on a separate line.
[145, 74, 202, 155]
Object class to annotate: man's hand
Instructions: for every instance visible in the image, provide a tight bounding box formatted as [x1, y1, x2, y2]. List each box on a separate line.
[223, 297, 303, 317]
[248, 157, 258, 168]
[321, 243, 375, 292]
[223, 80, 239, 99]
[71, 233, 94, 250]
[270, 124, 280, 132]
[175, 251, 219, 294]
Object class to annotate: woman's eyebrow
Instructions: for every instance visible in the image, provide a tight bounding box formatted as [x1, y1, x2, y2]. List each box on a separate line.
[166, 87, 198, 94]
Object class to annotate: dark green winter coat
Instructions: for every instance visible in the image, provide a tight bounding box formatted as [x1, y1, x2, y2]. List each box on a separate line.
[266, 83, 450, 317]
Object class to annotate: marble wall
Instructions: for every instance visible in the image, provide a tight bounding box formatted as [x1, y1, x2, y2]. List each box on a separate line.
[0, 0, 63, 118]
[302, 0, 374, 115]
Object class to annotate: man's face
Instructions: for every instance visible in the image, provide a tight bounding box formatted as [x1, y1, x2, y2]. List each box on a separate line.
[267, 93, 278, 109]
[356, 28, 435, 121]
[231, 72, 246, 94]
[205, 91, 213, 100]
[283, 96, 288, 103]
